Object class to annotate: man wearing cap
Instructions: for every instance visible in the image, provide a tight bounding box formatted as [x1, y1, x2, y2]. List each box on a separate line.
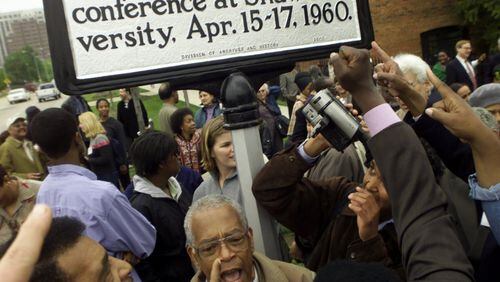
[469, 83, 500, 126]
[0, 116, 45, 180]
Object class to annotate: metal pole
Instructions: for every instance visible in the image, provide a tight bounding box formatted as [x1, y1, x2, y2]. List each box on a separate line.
[130, 87, 146, 133]
[231, 127, 281, 259]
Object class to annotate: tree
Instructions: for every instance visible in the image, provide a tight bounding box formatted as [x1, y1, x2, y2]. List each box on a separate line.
[4, 46, 45, 84]
[0, 68, 8, 91]
[456, 0, 500, 51]
[42, 59, 54, 82]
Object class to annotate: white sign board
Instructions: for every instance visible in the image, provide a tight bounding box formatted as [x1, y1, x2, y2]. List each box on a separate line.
[43, 0, 373, 94]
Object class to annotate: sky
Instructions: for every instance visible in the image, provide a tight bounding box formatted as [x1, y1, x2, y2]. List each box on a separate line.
[0, 0, 43, 13]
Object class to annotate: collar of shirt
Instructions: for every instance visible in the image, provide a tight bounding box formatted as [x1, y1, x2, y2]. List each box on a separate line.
[9, 138, 35, 162]
[456, 55, 468, 64]
[47, 164, 97, 180]
[378, 219, 394, 231]
[456, 55, 475, 74]
[209, 170, 238, 184]
[8, 136, 23, 147]
[133, 175, 182, 201]
[22, 141, 35, 162]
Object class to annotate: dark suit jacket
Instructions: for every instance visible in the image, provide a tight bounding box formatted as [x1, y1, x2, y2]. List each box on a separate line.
[446, 58, 475, 90]
[117, 99, 148, 139]
[368, 122, 473, 281]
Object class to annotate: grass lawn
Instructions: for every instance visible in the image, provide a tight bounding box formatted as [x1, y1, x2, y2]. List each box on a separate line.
[83, 88, 149, 104]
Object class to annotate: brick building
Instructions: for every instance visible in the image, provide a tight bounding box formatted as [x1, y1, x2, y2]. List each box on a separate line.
[369, 0, 464, 64]
[298, 0, 466, 70]
[0, 9, 50, 67]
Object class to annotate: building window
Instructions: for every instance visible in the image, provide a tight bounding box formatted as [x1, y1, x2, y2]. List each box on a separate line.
[420, 26, 468, 66]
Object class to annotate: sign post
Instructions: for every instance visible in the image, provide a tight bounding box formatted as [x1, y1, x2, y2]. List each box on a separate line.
[221, 72, 281, 259]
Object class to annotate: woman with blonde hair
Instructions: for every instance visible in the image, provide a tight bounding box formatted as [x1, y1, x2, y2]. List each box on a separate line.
[193, 116, 243, 208]
[78, 112, 119, 188]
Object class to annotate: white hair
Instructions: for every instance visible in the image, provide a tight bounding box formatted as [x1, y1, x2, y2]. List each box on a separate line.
[184, 195, 248, 246]
[259, 83, 269, 93]
[394, 54, 430, 84]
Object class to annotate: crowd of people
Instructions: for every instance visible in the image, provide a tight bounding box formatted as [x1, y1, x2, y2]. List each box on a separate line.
[0, 37, 498, 282]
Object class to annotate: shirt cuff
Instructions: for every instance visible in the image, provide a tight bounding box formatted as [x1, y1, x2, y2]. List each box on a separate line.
[363, 104, 400, 137]
[469, 174, 500, 201]
[297, 140, 320, 165]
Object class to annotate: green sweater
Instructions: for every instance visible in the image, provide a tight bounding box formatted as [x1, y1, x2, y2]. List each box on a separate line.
[432, 63, 447, 82]
[0, 137, 45, 179]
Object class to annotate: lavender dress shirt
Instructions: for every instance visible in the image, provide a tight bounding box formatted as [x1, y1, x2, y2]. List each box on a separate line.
[37, 164, 156, 258]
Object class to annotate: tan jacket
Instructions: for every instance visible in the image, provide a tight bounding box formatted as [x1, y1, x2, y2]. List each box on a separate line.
[191, 252, 315, 282]
[0, 137, 45, 179]
[0, 179, 40, 244]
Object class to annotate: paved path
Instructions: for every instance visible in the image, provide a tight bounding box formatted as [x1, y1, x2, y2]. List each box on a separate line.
[0, 93, 67, 132]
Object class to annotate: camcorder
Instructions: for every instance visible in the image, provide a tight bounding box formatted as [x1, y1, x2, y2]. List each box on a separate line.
[302, 89, 370, 153]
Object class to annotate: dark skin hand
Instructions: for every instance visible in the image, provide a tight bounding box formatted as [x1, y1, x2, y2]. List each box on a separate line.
[371, 42, 427, 117]
[330, 46, 385, 114]
[348, 187, 380, 241]
[425, 68, 500, 187]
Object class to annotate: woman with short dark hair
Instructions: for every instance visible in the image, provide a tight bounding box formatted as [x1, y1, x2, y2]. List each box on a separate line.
[129, 131, 194, 282]
[170, 108, 202, 172]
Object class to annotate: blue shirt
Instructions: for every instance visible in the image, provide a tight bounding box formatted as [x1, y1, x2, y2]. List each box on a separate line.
[37, 164, 156, 258]
[469, 174, 500, 243]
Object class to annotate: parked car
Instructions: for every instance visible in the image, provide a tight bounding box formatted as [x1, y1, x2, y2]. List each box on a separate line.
[7, 88, 31, 104]
[37, 83, 61, 102]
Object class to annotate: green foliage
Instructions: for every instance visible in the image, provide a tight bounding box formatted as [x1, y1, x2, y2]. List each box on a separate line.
[0, 68, 7, 91]
[457, 0, 500, 50]
[42, 59, 54, 82]
[4, 46, 47, 84]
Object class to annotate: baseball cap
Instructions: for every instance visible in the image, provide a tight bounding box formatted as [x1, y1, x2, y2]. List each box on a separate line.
[6, 114, 26, 129]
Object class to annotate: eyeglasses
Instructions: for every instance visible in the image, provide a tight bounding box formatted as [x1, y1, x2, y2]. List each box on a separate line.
[193, 231, 248, 258]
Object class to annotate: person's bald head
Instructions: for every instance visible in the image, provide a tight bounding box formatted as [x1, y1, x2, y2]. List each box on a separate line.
[158, 83, 178, 104]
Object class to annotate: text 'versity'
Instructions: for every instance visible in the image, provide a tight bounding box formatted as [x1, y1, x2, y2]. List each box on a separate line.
[70, 0, 353, 51]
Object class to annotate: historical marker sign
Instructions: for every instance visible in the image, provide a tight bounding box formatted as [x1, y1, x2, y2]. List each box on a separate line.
[44, 0, 374, 94]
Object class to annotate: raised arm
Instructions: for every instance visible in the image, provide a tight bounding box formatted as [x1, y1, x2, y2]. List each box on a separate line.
[330, 44, 474, 280]
[252, 142, 356, 241]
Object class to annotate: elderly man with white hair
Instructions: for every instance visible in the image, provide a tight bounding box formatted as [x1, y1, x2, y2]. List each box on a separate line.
[390, 54, 438, 119]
